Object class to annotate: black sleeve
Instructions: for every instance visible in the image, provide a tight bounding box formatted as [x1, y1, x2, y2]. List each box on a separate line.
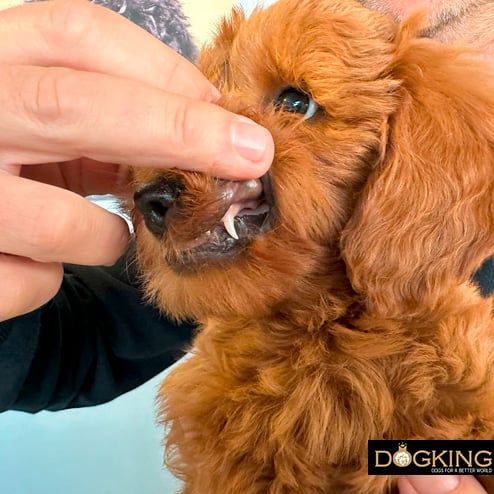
[0, 244, 195, 413]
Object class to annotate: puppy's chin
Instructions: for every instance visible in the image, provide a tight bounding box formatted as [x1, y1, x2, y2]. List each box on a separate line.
[135, 225, 327, 322]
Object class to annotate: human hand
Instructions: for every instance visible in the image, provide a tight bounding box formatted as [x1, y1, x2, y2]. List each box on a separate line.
[0, 0, 274, 321]
[398, 475, 487, 493]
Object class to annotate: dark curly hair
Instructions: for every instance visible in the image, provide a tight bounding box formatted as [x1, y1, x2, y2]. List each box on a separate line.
[93, 0, 197, 60]
[26, 0, 197, 61]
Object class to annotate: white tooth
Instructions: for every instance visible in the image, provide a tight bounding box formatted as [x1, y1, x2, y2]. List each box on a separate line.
[223, 213, 239, 239]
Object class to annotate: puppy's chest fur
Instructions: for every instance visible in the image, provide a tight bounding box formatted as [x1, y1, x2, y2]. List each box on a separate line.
[159, 288, 494, 493]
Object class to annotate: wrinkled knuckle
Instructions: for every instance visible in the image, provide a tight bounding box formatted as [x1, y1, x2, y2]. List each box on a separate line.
[42, 0, 97, 51]
[172, 98, 197, 150]
[158, 55, 182, 91]
[25, 68, 74, 126]
[33, 70, 63, 122]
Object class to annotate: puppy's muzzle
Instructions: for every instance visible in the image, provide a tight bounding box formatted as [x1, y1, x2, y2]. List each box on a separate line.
[134, 173, 276, 272]
[133, 177, 183, 239]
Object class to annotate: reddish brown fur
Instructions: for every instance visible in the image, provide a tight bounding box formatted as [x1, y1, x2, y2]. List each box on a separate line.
[130, 0, 494, 492]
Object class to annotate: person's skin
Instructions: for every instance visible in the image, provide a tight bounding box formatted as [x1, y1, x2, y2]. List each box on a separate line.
[358, 0, 494, 62]
[358, 1, 493, 493]
[398, 475, 489, 494]
[0, 0, 274, 321]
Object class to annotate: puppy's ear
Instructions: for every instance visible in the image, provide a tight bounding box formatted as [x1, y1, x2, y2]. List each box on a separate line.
[342, 17, 494, 317]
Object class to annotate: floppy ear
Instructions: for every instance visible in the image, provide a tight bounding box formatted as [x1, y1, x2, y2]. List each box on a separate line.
[341, 18, 494, 317]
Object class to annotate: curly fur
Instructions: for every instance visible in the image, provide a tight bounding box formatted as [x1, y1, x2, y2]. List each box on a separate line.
[130, 0, 494, 492]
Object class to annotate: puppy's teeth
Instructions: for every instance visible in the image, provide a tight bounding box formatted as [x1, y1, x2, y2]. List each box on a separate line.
[223, 214, 239, 240]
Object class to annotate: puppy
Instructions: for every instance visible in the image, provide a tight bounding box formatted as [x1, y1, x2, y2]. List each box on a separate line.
[130, 0, 494, 492]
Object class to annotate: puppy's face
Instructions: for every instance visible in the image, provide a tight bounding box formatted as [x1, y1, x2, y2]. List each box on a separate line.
[131, 0, 400, 320]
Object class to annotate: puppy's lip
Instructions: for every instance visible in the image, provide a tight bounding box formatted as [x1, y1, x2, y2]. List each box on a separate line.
[260, 173, 275, 221]
[219, 173, 274, 239]
[164, 172, 276, 272]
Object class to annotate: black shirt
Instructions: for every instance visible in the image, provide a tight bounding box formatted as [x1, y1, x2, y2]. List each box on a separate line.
[0, 246, 194, 413]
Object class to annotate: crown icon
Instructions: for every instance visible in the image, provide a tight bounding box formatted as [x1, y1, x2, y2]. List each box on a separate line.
[393, 442, 412, 467]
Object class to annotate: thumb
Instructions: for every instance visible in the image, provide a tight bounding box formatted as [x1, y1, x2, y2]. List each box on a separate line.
[398, 475, 486, 494]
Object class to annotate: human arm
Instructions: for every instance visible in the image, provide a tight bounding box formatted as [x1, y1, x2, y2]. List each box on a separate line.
[0, 242, 195, 413]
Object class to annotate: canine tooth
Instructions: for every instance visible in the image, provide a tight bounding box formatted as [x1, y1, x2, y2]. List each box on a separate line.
[223, 214, 239, 240]
[221, 203, 243, 240]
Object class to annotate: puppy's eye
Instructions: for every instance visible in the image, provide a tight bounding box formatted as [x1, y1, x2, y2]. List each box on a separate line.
[274, 87, 319, 120]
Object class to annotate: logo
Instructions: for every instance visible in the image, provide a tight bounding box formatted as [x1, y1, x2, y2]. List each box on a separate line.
[393, 443, 412, 467]
[368, 440, 494, 475]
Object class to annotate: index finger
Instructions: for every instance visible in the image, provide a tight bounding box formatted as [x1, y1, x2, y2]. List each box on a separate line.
[0, 0, 219, 101]
[0, 171, 130, 265]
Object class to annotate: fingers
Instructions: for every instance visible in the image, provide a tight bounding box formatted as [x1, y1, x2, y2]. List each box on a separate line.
[398, 475, 487, 494]
[0, 66, 274, 180]
[0, 0, 272, 322]
[0, 1, 274, 181]
[0, 172, 130, 265]
[0, 255, 63, 322]
[0, 0, 218, 101]
[0, 1, 274, 180]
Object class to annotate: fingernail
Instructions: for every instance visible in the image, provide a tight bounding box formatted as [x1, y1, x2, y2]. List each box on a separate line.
[407, 475, 460, 494]
[231, 118, 273, 164]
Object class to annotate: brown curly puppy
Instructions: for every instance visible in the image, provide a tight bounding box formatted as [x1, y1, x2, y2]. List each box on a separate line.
[130, 0, 494, 492]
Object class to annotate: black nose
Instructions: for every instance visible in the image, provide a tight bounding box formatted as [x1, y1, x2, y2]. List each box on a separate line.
[133, 177, 183, 238]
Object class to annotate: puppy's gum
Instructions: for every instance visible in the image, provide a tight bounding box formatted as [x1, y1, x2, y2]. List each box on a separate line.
[221, 200, 269, 239]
